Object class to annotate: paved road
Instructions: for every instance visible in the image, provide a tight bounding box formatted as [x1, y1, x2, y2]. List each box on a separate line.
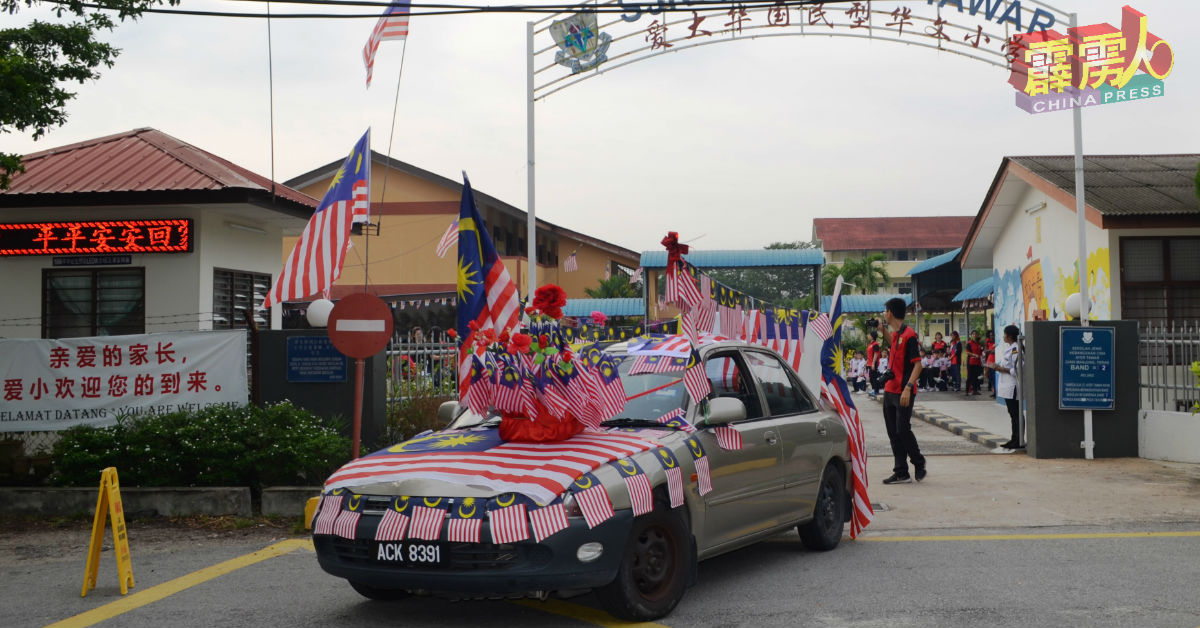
[6, 524, 1198, 628]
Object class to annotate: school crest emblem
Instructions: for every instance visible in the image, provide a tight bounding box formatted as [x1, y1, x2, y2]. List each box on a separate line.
[1082, 332, 1093, 344]
[550, 12, 611, 74]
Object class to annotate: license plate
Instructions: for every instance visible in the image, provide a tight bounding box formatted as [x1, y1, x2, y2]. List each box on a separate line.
[372, 542, 443, 566]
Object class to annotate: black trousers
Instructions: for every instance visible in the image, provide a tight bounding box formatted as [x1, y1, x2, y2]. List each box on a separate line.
[1005, 397, 1022, 445]
[883, 392, 926, 475]
[966, 364, 983, 393]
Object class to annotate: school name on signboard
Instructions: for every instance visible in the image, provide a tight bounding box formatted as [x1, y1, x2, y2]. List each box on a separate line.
[1009, 5, 1173, 114]
[0, 331, 248, 431]
[0, 219, 192, 256]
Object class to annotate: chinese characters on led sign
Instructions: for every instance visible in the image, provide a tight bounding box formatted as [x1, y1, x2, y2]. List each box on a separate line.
[0, 219, 192, 256]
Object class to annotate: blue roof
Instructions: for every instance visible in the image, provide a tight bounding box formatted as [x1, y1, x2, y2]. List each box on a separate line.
[563, 298, 645, 317]
[953, 277, 994, 303]
[640, 249, 824, 269]
[907, 247, 962, 276]
[820, 294, 913, 313]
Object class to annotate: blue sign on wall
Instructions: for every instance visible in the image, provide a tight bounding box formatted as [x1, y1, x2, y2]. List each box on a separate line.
[1059, 326, 1115, 411]
[287, 336, 347, 383]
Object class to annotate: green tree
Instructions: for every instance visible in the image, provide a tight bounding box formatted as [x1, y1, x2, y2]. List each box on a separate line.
[839, 253, 891, 294]
[585, 274, 638, 299]
[1, 0, 178, 189]
[707, 240, 818, 309]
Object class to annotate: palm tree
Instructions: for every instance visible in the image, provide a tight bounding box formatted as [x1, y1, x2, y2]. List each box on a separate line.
[826, 253, 891, 295]
[585, 274, 638, 299]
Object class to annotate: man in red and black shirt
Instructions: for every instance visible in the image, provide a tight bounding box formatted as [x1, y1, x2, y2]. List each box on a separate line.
[865, 331, 881, 397]
[877, 297, 926, 484]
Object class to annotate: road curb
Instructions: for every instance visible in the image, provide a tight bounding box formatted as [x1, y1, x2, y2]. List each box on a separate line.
[865, 395, 1008, 449]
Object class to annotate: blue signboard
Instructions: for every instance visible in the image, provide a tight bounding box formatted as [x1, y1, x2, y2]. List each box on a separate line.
[1059, 326, 1115, 411]
[286, 336, 347, 383]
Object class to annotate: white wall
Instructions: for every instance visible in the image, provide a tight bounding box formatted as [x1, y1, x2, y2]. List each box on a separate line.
[0, 203, 291, 338]
[1104, 227, 1200, 321]
[1140, 410, 1200, 463]
[991, 186, 1114, 331]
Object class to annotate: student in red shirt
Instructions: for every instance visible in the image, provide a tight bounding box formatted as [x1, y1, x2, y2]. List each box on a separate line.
[866, 331, 881, 397]
[984, 330, 997, 397]
[876, 297, 926, 484]
[965, 330, 984, 396]
[931, 332, 947, 354]
[948, 331, 963, 392]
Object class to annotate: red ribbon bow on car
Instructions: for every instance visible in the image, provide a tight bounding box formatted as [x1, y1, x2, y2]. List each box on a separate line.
[661, 231, 689, 276]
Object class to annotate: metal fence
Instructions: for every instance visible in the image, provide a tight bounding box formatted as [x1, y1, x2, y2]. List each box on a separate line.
[1139, 320, 1200, 413]
[385, 329, 458, 413]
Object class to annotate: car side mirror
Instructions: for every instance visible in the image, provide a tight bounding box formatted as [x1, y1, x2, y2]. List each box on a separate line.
[703, 397, 747, 427]
[437, 400, 460, 425]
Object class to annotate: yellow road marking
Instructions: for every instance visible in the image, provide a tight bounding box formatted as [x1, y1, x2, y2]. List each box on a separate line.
[512, 599, 671, 628]
[855, 531, 1200, 542]
[44, 538, 314, 628]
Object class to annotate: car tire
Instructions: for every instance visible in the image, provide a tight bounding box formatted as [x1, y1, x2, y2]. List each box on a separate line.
[349, 580, 409, 601]
[798, 463, 846, 551]
[595, 503, 689, 621]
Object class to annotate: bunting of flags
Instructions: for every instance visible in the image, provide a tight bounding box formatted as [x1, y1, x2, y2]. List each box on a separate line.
[529, 500, 570, 542]
[611, 459, 654, 517]
[653, 447, 686, 508]
[313, 493, 343, 535]
[488, 495, 531, 544]
[447, 497, 483, 543]
[570, 473, 615, 529]
[374, 497, 411, 541]
[333, 495, 363, 539]
[409, 500, 448, 540]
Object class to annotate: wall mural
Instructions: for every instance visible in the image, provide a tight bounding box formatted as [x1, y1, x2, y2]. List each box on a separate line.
[994, 246, 1111, 329]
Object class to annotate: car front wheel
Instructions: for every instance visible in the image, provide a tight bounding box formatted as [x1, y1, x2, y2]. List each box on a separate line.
[798, 463, 846, 551]
[596, 503, 689, 621]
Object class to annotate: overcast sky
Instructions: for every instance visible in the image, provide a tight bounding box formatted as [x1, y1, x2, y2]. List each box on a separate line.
[7, 0, 1198, 253]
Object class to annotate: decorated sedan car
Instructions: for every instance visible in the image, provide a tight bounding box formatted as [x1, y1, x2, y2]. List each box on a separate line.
[311, 337, 852, 621]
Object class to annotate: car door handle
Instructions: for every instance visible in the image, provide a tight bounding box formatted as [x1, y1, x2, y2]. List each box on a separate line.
[764, 431, 778, 445]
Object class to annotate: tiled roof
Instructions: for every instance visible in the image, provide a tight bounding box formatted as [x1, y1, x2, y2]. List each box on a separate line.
[640, 249, 824, 269]
[2, 128, 317, 213]
[813, 216, 974, 252]
[820, 294, 912, 313]
[908, 247, 962, 275]
[1010, 154, 1200, 216]
[563, 298, 645, 317]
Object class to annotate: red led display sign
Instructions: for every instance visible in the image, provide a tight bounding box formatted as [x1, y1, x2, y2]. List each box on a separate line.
[0, 219, 192, 256]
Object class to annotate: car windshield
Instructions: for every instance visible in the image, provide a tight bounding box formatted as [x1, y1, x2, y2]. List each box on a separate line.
[444, 354, 688, 431]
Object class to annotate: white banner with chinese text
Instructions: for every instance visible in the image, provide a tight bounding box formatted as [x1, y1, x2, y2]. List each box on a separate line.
[0, 331, 248, 431]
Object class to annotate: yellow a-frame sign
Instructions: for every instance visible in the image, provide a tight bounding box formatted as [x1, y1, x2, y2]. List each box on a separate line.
[82, 467, 135, 596]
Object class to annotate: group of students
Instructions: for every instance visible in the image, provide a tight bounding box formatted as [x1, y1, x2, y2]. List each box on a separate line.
[848, 329, 998, 397]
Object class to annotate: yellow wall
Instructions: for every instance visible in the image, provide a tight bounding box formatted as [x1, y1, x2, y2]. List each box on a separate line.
[283, 162, 637, 300]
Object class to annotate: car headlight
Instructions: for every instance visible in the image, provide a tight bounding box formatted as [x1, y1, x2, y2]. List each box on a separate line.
[562, 493, 584, 518]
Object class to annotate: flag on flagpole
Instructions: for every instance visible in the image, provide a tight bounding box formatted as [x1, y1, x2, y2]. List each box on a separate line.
[564, 251, 579, 272]
[436, 219, 459, 258]
[455, 173, 522, 401]
[363, 0, 411, 87]
[263, 131, 370, 309]
[820, 276, 874, 539]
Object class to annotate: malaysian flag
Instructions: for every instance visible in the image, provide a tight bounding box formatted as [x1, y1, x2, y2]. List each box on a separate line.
[488, 494, 533, 542]
[374, 497, 410, 541]
[312, 494, 343, 535]
[435, 219, 459, 258]
[686, 435, 713, 495]
[408, 501, 447, 541]
[446, 497, 483, 543]
[570, 473, 614, 529]
[653, 448, 686, 508]
[456, 174, 522, 401]
[655, 408, 696, 433]
[332, 495, 363, 539]
[594, 354, 627, 419]
[263, 132, 370, 309]
[630, 267, 643, 284]
[809, 312, 833, 342]
[669, 263, 703, 309]
[820, 277, 873, 538]
[564, 251, 579, 272]
[326, 430, 659, 507]
[715, 425, 743, 450]
[629, 355, 686, 374]
[682, 352, 711, 404]
[363, 0, 411, 87]
[529, 501, 569, 542]
[612, 459, 653, 517]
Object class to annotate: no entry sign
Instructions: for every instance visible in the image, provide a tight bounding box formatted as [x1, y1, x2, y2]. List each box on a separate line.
[328, 293, 394, 359]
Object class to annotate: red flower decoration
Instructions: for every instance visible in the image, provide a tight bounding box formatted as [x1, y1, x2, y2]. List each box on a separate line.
[499, 330, 511, 343]
[538, 334, 550, 347]
[543, 306, 563, 320]
[446, 329, 457, 339]
[511, 333, 533, 353]
[532, 284, 567, 312]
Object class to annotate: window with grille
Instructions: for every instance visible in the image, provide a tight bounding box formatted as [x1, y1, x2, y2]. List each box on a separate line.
[1121, 237, 1200, 327]
[213, 269, 271, 330]
[43, 268, 145, 338]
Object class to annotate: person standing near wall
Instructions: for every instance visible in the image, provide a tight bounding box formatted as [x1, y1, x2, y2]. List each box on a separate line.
[948, 331, 963, 392]
[965, 330, 984, 396]
[866, 331, 881, 398]
[988, 325, 1025, 450]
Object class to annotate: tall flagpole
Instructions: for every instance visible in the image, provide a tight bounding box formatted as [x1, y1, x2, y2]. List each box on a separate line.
[526, 21, 537, 302]
[373, 40, 411, 293]
[1069, 12, 1094, 460]
[266, 1, 276, 201]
